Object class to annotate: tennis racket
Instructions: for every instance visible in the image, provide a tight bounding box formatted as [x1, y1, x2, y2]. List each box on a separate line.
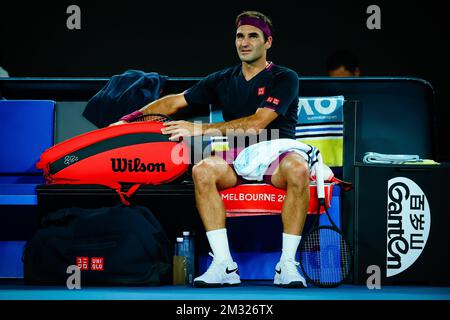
[131, 113, 172, 123]
[298, 159, 353, 287]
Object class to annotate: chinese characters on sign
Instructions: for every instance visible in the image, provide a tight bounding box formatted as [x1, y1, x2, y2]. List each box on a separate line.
[409, 195, 425, 250]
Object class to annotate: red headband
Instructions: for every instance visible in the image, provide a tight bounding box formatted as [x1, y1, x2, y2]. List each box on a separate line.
[237, 16, 272, 38]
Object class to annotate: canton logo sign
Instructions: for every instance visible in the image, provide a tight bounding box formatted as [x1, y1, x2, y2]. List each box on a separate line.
[387, 177, 430, 277]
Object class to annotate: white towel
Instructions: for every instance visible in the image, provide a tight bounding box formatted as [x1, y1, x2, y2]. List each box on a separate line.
[363, 152, 423, 164]
[233, 139, 332, 199]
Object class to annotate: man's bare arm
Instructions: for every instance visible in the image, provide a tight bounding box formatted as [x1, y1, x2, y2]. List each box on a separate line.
[162, 107, 279, 140]
[202, 107, 278, 135]
[139, 93, 188, 116]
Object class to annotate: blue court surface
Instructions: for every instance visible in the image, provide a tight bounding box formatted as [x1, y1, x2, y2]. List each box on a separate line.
[1, 280, 449, 300]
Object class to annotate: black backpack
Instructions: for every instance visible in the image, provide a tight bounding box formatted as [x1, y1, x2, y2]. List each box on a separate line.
[23, 205, 171, 286]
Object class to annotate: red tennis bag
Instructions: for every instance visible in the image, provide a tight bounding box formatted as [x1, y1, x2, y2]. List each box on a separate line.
[36, 121, 189, 205]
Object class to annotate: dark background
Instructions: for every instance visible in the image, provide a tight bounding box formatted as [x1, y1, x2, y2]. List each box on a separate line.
[1, 0, 449, 160]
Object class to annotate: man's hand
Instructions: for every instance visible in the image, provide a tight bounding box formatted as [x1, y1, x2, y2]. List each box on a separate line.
[161, 120, 202, 141]
[109, 120, 128, 127]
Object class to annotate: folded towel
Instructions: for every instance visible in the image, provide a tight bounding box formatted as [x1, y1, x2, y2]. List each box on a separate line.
[363, 152, 422, 164]
[234, 139, 315, 180]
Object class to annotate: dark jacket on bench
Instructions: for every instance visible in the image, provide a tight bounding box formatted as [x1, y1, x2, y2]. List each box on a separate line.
[83, 70, 167, 128]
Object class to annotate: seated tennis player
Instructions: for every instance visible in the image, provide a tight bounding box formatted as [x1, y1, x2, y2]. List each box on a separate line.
[111, 11, 308, 288]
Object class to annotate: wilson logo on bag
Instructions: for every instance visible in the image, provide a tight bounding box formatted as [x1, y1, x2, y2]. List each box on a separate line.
[110, 158, 167, 173]
[36, 115, 189, 205]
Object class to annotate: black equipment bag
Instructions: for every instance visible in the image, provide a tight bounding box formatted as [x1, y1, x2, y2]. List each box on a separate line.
[23, 205, 171, 286]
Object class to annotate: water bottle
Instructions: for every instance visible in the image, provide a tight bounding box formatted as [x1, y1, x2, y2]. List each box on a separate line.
[173, 237, 186, 285]
[182, 231, 195, 285]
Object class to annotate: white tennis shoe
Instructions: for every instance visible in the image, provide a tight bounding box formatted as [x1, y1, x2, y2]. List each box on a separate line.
[273, 258, 307, 288]
[193, 253, 241, 288]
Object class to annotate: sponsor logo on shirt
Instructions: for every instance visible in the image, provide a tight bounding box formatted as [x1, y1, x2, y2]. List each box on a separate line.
[273, 98, 280, 105]
[258, 87, 266, 95]
[266, 97, 274, 103]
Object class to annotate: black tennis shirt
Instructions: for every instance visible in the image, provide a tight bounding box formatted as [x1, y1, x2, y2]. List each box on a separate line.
[184, 63, 299, 139]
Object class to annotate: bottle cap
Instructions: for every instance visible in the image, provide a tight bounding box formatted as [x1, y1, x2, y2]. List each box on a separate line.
[183, 231, 190, 236]
[176, 237, 183, 242]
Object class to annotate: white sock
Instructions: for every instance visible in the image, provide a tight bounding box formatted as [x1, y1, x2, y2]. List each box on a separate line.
[206, 228, 233, 263]
[280, 233, 302, 261]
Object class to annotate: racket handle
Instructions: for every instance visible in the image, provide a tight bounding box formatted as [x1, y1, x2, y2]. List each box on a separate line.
[119, 110, 144, 122]
[315, 153, 325, 200]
